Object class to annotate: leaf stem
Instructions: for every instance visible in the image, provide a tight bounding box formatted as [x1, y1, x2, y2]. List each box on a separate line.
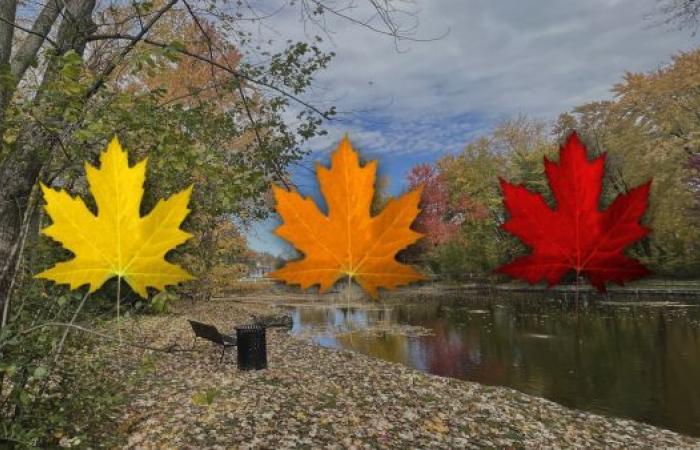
[575, 271, 580, 313]
[346, 275, 351, 325]
[346, 275, 353, 345]
[117, 276, 122, 345]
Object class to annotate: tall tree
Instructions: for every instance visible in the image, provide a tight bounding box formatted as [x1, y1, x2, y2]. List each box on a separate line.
[555, 48, 700, 275]
[0, 0, 426, 320]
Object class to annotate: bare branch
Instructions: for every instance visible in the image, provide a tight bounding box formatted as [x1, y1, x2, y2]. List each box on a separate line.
[16, 322, 190, 353]
[181, 0, 216, 78]
[301, 0, 448, 46]
[180, 0, 292, 189]
[652, 0, 700, 34]
[0, 14, 57, 47]
[53, 290, 89, 362]
[0, 178, 40, 328]
[84, 0, 180, 99]
[87, 33, 332, 120]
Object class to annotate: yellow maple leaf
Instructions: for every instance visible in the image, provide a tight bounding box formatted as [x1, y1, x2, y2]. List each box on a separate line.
[35, 137, 194, 298]
[269, 136, 425, 298]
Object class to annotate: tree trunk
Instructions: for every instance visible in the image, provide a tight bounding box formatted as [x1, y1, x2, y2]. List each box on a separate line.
[0, 0, 64, 139]
[0, 0, 18, 129]
[10, 0, 64, 80]
[0, 0, 96, 321]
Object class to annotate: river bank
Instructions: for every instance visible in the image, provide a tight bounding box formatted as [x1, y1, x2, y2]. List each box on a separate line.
[68, 292, 700, 448]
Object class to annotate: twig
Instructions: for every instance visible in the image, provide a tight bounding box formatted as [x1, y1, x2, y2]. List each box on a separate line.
[18, 322, 188, 353]
[303, 0, 448, 45]
[53, 290, 90, 362]
[1, 179, 41, 328]
[86, 34, 332, 120]
[181, 0, 216, 81]
[179, 1, 291, 189]
[0, 15, 58, 47]
[35, 290, 90, 398]
[84, 0, 180, 99]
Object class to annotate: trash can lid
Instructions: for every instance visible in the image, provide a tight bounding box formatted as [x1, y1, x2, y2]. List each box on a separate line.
[235, 324, 265, 331]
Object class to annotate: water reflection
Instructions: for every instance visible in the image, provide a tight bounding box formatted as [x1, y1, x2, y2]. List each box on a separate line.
[289, 295, 700, 436]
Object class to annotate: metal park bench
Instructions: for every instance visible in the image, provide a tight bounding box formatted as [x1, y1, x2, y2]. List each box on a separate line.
[188, 319, 237, 363]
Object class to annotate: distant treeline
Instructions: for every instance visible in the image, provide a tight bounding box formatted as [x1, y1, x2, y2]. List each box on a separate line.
[403, 48, 700, 281]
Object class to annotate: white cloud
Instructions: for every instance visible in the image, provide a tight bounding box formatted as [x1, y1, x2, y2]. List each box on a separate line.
[243, 0, 697, 156]
[241, 0, 699, 254]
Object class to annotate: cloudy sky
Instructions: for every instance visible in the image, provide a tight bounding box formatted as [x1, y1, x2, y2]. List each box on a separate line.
[243, 0, 699, 256]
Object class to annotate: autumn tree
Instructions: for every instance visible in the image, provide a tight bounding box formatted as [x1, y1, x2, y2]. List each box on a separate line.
[0, 1, 428, 443]
[406, 163, 462, 248]
[555, 48, 700, 275]
[0, 0, 425, 316]
[420, 138, 499, 278]
[181, 217, 250, 299]
[410, 117, 558, 280]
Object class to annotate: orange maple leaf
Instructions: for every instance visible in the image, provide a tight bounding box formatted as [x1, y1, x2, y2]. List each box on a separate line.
[269, 137, 425, 298]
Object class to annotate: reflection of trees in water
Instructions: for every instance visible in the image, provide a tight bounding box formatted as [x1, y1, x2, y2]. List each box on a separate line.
[424, 321, 509, 382]
[486, 304, 700, 436]
[336, 330, 410, 365]
[294, 295, 700, 436]
[659, 311, 700, 435]
[296, 305, 390, 326]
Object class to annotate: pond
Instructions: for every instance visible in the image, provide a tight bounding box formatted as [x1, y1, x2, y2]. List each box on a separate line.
[286, 290, 700, 436]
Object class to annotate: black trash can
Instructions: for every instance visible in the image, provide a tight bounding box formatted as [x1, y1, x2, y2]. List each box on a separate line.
[235, 324, 267, 370]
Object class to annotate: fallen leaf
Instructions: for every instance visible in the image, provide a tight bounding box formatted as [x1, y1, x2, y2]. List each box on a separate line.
[422, 417, 449, 434]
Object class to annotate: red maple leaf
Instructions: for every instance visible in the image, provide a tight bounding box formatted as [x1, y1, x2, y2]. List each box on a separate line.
[495, 132, 652, 292]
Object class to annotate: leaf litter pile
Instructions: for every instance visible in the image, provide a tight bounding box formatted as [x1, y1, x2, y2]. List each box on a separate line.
[61, 294, 700, 449]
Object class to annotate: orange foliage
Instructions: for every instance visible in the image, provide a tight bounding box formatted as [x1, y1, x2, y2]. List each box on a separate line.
[269, 137, 426, 298]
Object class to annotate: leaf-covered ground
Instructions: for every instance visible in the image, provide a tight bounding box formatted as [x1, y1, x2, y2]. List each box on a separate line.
[71, 295, 700, 448]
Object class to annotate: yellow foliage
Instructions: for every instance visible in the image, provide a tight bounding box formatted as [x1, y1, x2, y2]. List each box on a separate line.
[35, 137, 194, 298]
